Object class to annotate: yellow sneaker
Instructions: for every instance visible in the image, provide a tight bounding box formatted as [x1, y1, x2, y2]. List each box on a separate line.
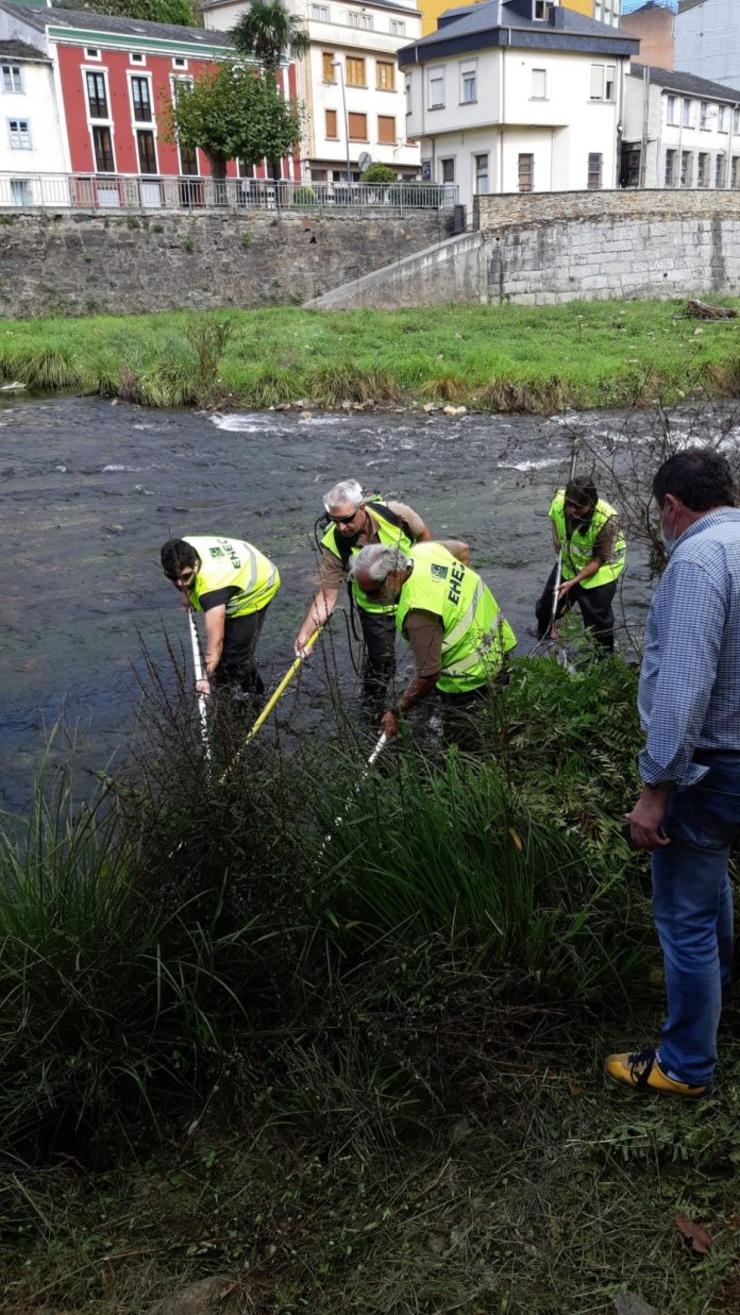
[605, 1047, 709, 1098]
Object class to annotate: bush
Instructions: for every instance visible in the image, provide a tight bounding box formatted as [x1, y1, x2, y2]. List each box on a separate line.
[361, 163, 396, 184]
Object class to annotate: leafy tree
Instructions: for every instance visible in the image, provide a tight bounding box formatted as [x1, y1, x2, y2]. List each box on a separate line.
[361, 163, 396, 184]
[162, 62, 301, 181]
[231, 0, 309, 181]
[54, 0, 196, 25]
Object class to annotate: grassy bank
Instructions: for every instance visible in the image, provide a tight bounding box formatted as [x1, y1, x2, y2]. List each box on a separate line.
[1, 652, 739, 1313]
[3, 299, 740, 412]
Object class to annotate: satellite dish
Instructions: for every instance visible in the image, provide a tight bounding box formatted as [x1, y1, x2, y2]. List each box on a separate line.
[358, 152, 372, 172]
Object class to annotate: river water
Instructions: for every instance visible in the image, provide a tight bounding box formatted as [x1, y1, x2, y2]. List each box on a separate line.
[2, 393, 666, 810]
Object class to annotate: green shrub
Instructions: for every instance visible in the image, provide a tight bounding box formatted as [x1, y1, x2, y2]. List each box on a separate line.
[361, 164, 396, 184]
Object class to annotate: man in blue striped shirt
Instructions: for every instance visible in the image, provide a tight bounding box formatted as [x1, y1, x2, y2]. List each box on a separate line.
[607, 449, 740, 1098]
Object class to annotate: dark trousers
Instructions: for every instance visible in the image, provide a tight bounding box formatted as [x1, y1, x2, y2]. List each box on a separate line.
[214, 604, 270, 697]
[359, 608, 396, 703]
[535, 565, 617, 652]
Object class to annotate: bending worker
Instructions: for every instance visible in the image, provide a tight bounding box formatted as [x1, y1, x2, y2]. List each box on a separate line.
[350, 540, 516, 740]
[535, 476, 625, 652]
[161, 535, 280, 698]
[294, 479, 432, 700]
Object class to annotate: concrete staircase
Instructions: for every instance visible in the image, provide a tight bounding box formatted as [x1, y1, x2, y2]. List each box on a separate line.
[304, 229, 486, 311]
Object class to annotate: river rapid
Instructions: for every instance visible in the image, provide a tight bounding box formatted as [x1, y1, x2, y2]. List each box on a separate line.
[2, 393, 668, 809]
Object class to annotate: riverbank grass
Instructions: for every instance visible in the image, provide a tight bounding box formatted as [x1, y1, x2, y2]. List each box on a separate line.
[3, 299, 740, 411]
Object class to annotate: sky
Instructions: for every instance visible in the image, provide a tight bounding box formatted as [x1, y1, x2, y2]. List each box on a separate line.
[621, 0, 677, 14]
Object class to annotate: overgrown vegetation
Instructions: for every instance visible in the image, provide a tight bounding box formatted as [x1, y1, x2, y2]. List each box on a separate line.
[3, 300, 740, 412]
[1, 647, 738, 1312]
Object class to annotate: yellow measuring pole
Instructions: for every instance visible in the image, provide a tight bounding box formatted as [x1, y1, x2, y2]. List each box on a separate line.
[219, 627, 323, 781]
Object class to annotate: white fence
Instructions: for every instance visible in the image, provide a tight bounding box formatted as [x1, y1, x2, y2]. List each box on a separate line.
[0, 173, 458, 213]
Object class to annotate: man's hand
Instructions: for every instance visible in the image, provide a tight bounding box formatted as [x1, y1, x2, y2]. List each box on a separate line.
[294, 624, 315, 658]
[195, 677, 211, 697]
[625, 785, 672, 851]
[380, 709, 400, 739]
[557, 578, 577, 598]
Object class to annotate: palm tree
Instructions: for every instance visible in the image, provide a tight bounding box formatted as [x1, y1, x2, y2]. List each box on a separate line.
[231, 0, 309, 187]
[232, 0, 309, 82]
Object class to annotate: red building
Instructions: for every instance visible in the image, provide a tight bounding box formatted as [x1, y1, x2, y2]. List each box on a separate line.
[0, 2, 300, 190]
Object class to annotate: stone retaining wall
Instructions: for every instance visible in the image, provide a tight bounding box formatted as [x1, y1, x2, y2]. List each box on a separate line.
[474, 187, 740, 230]
[0, 208, 451, 318]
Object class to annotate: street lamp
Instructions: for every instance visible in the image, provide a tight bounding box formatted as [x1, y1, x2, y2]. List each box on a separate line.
[331, 59, 352, 185]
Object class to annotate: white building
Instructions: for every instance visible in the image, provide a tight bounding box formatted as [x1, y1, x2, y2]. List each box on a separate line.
[399, 0, 638, 212]
[0, 36, 68, 195]
[203, 0, 422, 182]
[622, 64, 740, 188]
[675, 0, 740, 93]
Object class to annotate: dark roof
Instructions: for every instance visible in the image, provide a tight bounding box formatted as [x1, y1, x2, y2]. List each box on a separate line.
[0, 1, 234, 48]
[398, 0, 638, 66]
[0, 36, 50, 60]
[630, 62, 740, 102]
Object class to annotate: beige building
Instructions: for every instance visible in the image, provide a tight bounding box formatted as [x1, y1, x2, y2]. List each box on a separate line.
[621, 1, 674, 68]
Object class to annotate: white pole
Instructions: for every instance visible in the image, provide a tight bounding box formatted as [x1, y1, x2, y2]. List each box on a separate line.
[188, 611, 211, 761]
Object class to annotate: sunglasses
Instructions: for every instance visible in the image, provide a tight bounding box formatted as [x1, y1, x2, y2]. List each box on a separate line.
[565, 500, 589, 514]
[165, 567, 197, 583]
[329, 511, 359, 526]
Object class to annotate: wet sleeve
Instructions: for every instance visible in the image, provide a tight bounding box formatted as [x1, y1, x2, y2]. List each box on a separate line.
[387, 500, 426, 540]
[403, 609, 443, 679]
[318, 548, 346, 591]
[592, 517, 618, 562]
[199, 586, 238, 611]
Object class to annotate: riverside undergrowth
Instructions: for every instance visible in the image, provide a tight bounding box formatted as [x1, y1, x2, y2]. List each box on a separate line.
[1, 653, 738, 1313]
[3, 300, 740, 412]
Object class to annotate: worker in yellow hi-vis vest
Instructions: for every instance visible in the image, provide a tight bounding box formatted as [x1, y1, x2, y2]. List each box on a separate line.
[161, 535, 280, 698]
[535, 476, 626, 652]
[350, 539, 516, 741]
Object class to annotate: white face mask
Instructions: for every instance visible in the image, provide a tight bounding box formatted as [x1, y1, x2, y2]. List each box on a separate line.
[661, 505, 679, 556]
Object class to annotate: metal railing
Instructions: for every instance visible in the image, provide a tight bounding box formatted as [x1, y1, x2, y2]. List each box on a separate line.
[0, 173, 458, 213]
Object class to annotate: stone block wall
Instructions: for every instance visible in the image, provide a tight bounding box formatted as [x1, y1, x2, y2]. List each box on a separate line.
[474, 188, 740, 230]
[0, 208, 451, 318]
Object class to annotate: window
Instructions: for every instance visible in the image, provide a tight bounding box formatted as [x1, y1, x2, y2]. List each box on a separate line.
[172, 57, 188, 70]
[734, 108, 740, 133]
[589, 64, 615, 102]
[533, 0, 550, 16]
[130, 53, 145, 65]
[682, 98, 692, 127]
[680, 149, 692, 187]
[137, 129, 157, 174]
[531, 67, 546, 99]
[698, 151, 709, 187]
[378, 114, 395, 144]
[1, 65, 22, 94]
[86, 71, 108, 119]
[376, 60, 395, 92]
[460, 65, 476, 103]
[311, 3, 329, 18]
[718, 105, 727, 132]
[348, 111, 367, 140]
[7, 117, 30, 149]
[440, 157, 455, 183]
[700, 101, 709, 129]
[518, 152, 534, 192]
[10, 178, 30, 205]
[664, 148, 676, 186]
[92, 124, 114, 172]
[348, 10, 372, 28]
[716, 154, 726, 188]
[346, 57, 365, 87]
[587, 152, 603, 189]
[733, 157, 740, 189]
[325, 108, 338, 138]
[85, 48, 100, 60]
[131, 76, 152, 123]
[428, 67, 444, 109]
[666, 94, 677, 125]
[390, 19, 405, 36]
[179, 143, 198, 175]
[323, 52, 335, 81]
[474, 152, 488, 195]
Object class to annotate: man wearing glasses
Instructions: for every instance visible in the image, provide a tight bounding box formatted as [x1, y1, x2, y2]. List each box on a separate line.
[294, 479, 432, 700]
[161, 536, 280, 698]
[535, 476, 626, 652]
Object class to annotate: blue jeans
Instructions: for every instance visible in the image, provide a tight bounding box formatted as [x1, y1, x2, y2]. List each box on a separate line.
[653, 752, 739, 1086]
